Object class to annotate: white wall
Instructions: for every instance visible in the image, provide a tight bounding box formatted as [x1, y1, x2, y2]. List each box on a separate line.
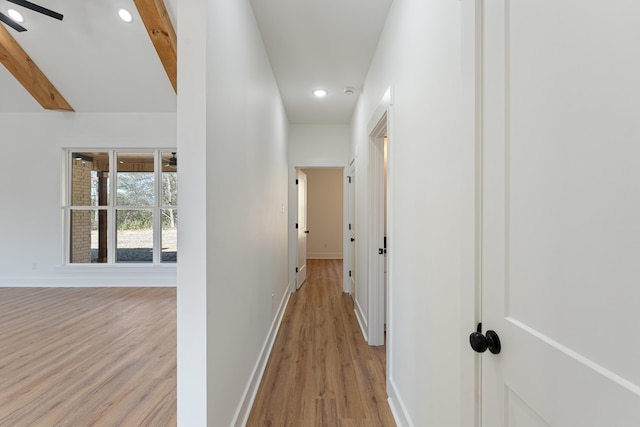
[303, 168, 344, 259]
[0, 112, 177, 286]
[289, 124, 350, 166]
[350, 0, 475, 425]
[177, 1, 289, 426]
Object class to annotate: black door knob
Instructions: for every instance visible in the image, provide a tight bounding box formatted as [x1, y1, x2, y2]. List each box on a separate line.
[469, 323, 501, 354]
[350, 238, 355, 242]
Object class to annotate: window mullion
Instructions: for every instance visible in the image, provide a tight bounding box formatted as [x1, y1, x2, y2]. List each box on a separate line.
[108, 150, 116, 264]
[153, 150, 161, 264]
[65, 149, 72, 264]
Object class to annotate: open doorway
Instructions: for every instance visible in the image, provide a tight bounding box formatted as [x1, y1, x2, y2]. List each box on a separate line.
[296, 169, 308, 289]
[294, 167, 345, 290]
[302, 168, 344, 260]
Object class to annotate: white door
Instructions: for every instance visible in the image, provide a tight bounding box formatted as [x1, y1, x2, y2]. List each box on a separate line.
[479, 1, 640, 426]
[296, 170, 308, 289]
[368, 115, 387, 346]
[348, 164, 356, 296]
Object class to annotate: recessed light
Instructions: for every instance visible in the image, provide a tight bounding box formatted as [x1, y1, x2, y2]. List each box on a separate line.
[313, 89, 328, 98]
[7, 9, 24, 23]
[118, 8, 133, 23]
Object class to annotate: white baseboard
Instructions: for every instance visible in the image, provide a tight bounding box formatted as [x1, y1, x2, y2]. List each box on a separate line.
[354, 298, 368, 343]
[388, 376, 413, 427]
[233, 285, 291, 427]
[307, 252, 343, 259]
[0, 267, 177, 287]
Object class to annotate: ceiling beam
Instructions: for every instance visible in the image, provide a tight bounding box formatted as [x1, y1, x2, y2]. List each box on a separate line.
[134, 0, 177, 93]
[0, 23, 73, 111]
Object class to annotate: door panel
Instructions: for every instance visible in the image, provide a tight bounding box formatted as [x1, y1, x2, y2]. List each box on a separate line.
[348, 165, 356, 296]
[505, 388, 551, 427]
[297, 170, 308, 289]
[481, 1, 640, 425]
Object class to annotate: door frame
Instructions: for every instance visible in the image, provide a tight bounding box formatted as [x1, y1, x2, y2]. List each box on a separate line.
[296, 169, 308, 289]
[461, 1, 486, 426]
[366, 89, 391, 347]
[346, 159, 356, 298]
[288, 165, 349, 294]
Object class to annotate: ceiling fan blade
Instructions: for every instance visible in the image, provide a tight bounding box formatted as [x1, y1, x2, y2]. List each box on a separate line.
[0, 11, 27, 31]
[7, 0, 63, 21]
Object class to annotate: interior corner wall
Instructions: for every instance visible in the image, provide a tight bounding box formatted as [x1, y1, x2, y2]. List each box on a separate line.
[0, 112, 177, 287]
[350, 0, 474, 425]
[177, 1, 289, 426]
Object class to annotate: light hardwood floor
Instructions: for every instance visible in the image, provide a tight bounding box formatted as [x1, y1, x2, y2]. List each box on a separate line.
[0, 287, 176, 427]
[247, 259, 396, 427]
[0, 263, 394, 426]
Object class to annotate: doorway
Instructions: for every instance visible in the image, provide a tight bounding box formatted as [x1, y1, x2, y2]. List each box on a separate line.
[347, 161, 356, 299]
[367, 104, 389, 347]
[293, 167, 346, 291]
[296, 169, 308, 289]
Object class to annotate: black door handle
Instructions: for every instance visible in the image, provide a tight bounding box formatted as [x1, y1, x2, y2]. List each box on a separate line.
[469, 323, 501, 354]
[304, 230, 310, 234]
[350, 238, 355, 242]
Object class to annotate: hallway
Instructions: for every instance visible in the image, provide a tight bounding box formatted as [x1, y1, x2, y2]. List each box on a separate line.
[247, 259, 396, 426]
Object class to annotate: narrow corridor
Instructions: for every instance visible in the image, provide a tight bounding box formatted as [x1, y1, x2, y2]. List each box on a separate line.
[247, 259, 395, 426]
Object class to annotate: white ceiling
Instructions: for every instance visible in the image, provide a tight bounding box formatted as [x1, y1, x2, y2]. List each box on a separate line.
[0, 0, 178, 113]
[0, 0, 391, 124]
[250, 0, 392, 124]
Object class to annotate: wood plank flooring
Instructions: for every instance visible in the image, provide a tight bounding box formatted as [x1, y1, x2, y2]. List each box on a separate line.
[0, 287, 176, 427]
[247, 259, 396, 427]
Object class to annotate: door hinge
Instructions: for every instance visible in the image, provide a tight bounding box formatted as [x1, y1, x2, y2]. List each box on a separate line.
[348, 223, 351, 230]
[349, 270, 352, 277]
[348, 176, 352, 183]
[295, 267, 299, 273]
[295, 223, 299, 229]
[296, 179, 299, 185]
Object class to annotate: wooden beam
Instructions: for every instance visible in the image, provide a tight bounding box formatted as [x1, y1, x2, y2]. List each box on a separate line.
[0, 23, 74, 111]
[134, 0, 177, 93]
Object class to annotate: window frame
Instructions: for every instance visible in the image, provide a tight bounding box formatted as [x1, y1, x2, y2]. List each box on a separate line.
[64, 148, 177, 266]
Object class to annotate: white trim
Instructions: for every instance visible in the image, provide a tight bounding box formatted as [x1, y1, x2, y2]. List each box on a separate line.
[233, 286, 291, 427]
[366, 89, 390, 347]
[295, 169, 308, 290]
[0, 266, 177, 287]
[387, 377, 413, 427]
[345, 159, 356, 295]
[64, 148, 177, 266]
[354, 298, 368, 343]
[461, 1, 484, 426]
[288, 164, 348, 294]
[342, 166, 351, 294]
[153, 150, 161, 264]
[367, 87, 392, 133]
[307, 253, 343, 259]
[289, 168, 299, 294]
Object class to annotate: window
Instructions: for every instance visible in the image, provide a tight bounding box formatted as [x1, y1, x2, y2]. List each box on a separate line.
[66, 150, 177, 264]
